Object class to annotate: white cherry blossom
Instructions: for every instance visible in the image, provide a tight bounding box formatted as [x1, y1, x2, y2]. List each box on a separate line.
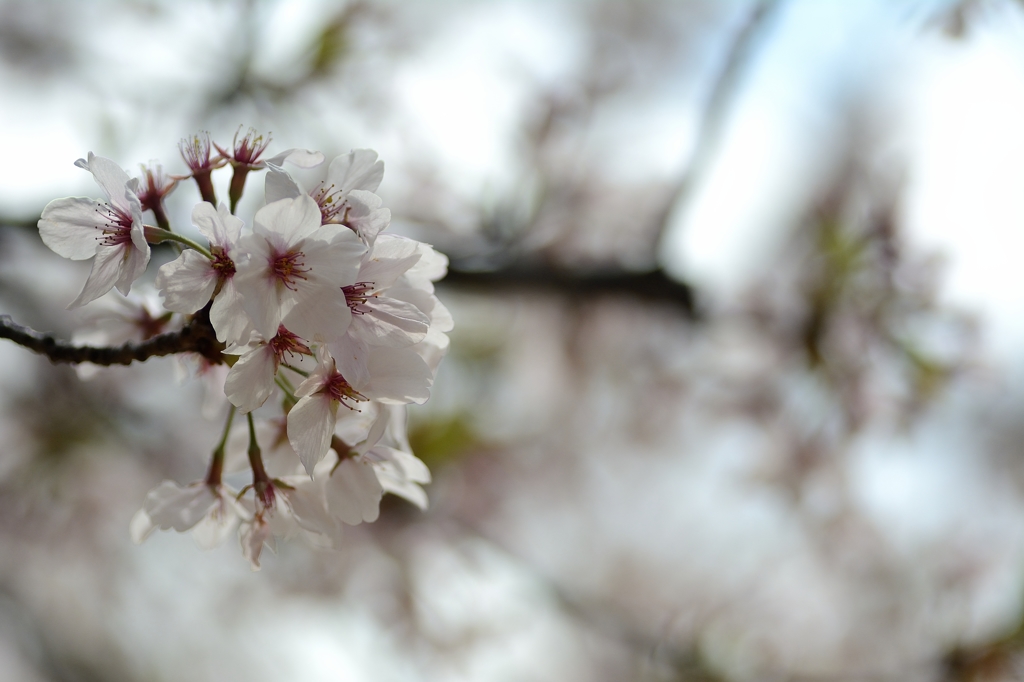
[38, 153, 151, 308]
[155, 202, 250, 344]
[265, 149, 389, 243]
[130, 480, 246, 549]
[233, 195, 366, 341]
[223, 326, 311, 413]
[288, 345, 432, 474]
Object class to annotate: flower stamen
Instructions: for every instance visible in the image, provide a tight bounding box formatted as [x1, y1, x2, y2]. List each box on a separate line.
[342, 281, 376, 315]
[269, 250, 310, 291]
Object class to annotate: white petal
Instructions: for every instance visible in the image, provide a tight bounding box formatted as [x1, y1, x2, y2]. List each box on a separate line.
[81, 154, 132, 209]
[114, 240, 151, 296]
[37, 197, 106, 259]
[265, 148, 325, 170]
[353, 297, 429, 347]
[191, 494, 244, 549]
[264, 169, 303, 204]
[240, 517, 271, 570]
[288, 393, 339, 475]
[327, 150, 384, 193]
[156, 250, 217, 313]
[209, 279, 253, 346]
[403, 242, 449, 288]
[68, 245, 128, 308]
[254, 195, 322, 245]
[343, 190, 391, 244]
[282, 287, 352, 342]
[390, 286, 454, 332]
[234, 235, 285, 339]
[224, 344, 278, 413]
[192, 202, 243, 248]
[300, 229, 366, 288]
[129, 509, 156, 544]
[141, 481, 216, 532]
[325, 457, 383, 525]
[363, 347, 433, 404]
[280, 479, 337, 537]
[359, 236, 420, 290]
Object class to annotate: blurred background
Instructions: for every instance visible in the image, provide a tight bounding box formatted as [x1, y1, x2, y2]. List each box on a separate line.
[0, 0, 1023, 679]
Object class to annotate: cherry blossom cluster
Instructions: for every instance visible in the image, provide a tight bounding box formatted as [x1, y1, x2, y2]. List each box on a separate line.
[35, 129, 451, 569]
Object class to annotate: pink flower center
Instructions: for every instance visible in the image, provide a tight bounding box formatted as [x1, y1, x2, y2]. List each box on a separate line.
[311, 182, 347, 223]
[229, 128, 270, 166]
[269, 249, 310, 291]
[269, 326, 311, 363]
[95, 204, 135, 247]
[323, 370, 366, 410]
[342, 282, 376, 315]
[180, 132, 215, 173]
[210, 246, 236, 278]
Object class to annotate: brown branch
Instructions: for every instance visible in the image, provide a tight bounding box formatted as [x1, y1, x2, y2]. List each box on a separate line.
[0, 305, 225, 367]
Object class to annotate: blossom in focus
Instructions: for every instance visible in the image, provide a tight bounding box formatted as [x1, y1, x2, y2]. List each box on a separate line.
[233, 195, 367, 341]
[265, 149, 389, 243]
[288, 345, 432, 475]
[37, 153, 151, 308]
[223, 326, 312, 413]
[156, 202, 250, 344]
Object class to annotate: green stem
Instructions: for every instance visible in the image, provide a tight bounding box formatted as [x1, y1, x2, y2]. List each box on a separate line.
[281, 363, 309, 378]
[275, 375, 298, 408]
[205, 404, 236, 486]
[145, 227, 212, 259]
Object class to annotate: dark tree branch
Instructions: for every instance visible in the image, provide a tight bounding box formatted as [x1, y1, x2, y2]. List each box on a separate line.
[0, 305, 224, 367]
[444, 265, 697, 317]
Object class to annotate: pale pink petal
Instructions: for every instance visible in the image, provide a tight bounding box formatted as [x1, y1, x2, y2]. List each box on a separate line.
[129, 509, 156, 544]
[343, 190, 390, 243]
[191, 493, 245, 549]
[156, 250, 217, 313]
[299, 230, 366, 287]
[353, 297, 429, 347]
[363, 347, 433, 404]
[287, 393, 339, 475]
[78, 153, 133, 210]
[113, 240, 151, 295]
[192, 202, 243, 247]
[280, 479, 338, 538]
[224, 344, 278, 413]
[282, 287, 352, 342]
[264, 168, 303, 204]
[253, 194, 322, 245]
[141, 481, 217, 532]
[69, 245, 130, 309]
[329, 337, 372, 390]
[265, 148, 325, 170]
[324, 457, 382, 525]
[326, 150, 384, 194]
[240, 516, 272, 570]
[234, 236, 284, 339]
[209, 279, 252, 345]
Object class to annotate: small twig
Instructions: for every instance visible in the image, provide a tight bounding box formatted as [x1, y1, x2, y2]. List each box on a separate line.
[0, 305, 225, 367]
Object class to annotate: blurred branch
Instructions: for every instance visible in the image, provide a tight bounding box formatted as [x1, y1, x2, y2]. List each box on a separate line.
[653, 0, 783, 238]
[443, 264, 697, 317]
[0, 305, 224, 366]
